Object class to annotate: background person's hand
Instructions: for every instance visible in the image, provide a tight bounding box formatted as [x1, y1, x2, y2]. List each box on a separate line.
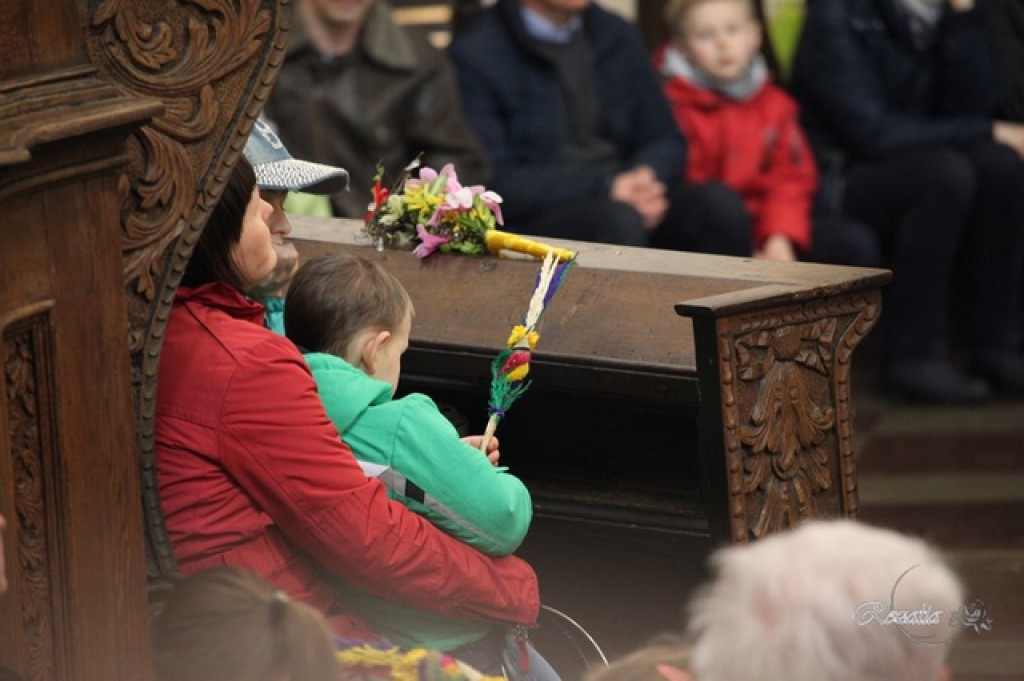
[611, 165, 669, 231]
[948, 0, 974, 11]
[754, 235, 797, 262]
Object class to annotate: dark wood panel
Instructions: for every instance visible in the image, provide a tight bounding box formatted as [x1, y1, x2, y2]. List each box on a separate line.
[291, 217, 889, 547]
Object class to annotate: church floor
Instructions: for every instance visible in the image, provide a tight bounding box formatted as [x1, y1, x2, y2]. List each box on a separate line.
[856, 393, 1024, 681]
[518, 340, 1024, 681]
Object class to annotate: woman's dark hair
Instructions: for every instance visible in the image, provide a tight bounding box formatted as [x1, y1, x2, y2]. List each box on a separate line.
[181, 157, 258, 291]
[285, 253, 412, 359]
[151, 566, 342, 681]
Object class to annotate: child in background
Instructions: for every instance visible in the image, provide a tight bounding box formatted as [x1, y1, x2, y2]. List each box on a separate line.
[285, 253, 553, 680]
[656, 0, 878, 266]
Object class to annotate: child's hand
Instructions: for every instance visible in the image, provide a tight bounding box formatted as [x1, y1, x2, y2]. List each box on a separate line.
[462, 435, 501, 466]
[994, 121, 1024, 159]
[755, 235, 797, 262]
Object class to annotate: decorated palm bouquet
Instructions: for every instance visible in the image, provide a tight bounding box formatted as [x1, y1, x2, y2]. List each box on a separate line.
[364, 159, 578, 451]
[363, 159, 576, 262]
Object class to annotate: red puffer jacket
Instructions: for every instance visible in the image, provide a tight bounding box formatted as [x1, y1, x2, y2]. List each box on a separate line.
[658, 52, 817, 252]
[155, 282, 540, 639]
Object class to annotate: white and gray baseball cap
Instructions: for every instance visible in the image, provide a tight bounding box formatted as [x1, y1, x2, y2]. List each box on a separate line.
[244, 117, 349, 194]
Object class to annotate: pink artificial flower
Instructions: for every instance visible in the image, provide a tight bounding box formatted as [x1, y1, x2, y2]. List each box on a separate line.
[413, 167, 435, 185]
[481, 190, 504, 225]
[446, 187, 475, 209]
[415, 164, 462, 193]
[436, 163, 461, 193]
[413, 223, 450, 258]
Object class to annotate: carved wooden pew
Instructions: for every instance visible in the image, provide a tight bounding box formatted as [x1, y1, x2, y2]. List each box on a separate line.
[292, 216, 889, 542]
[1, 0, 888, 675]
[290, 216, 890, 655]
[2, 1, 291, 679]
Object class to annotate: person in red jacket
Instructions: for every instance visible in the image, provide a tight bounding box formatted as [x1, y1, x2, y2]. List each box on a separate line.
[656, 0, 878, 266]
[154, 155, 540, 649]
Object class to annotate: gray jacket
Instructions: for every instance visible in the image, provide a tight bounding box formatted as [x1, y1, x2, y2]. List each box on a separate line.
[265, 2, 490, 217]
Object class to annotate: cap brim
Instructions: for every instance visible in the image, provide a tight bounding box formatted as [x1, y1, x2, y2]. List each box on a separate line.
[254, 159, 350, 195]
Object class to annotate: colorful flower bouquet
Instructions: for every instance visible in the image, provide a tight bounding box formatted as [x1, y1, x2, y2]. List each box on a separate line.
[363, 159, 576, 262]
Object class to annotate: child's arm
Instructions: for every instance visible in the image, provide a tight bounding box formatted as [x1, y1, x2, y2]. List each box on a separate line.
[350, 393, 533, 556]
[754, 95, 817, 256]
[754, 235, 797, 262]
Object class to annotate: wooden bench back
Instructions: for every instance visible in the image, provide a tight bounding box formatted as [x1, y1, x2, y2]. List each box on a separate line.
[1, 2, 289, 679]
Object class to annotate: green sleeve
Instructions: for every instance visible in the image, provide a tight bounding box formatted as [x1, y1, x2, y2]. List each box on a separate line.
[354, 393, 532, 556]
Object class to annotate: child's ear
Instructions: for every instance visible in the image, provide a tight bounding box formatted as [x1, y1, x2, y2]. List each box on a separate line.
[359, 330, 391, 376]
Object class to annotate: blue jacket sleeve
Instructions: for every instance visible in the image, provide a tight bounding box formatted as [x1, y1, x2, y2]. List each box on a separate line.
[449, 48, 617, 209]
[606, 24, 687, 186]
[448, 5, 685, 214]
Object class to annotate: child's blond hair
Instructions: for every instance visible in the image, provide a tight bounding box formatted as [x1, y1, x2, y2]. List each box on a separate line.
[665, 0, 755, 37]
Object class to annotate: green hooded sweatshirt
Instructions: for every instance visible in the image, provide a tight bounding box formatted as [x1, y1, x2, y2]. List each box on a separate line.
[305, 352, 533, 650]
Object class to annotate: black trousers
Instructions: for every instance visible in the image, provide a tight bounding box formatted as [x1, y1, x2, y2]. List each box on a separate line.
[842, 140, 1024, 361]
[509, 181, 753, 255]
[508, 181, 880, 265]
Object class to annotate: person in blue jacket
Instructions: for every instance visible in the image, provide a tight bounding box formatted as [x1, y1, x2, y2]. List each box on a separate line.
[284, 252, 556, 681]
[790, 0, 1024, 403]
[447, 0, 752, 255]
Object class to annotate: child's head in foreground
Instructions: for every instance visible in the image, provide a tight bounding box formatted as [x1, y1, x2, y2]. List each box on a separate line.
[286, 252, 414, 394]
[666, 0, 762, 84]
[151, 566, 342, 681]
[686, 519, 963, 681]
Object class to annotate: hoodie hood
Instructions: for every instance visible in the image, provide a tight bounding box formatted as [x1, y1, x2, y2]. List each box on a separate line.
[302, 352, 392, 433]
[660, 44, 768, 102]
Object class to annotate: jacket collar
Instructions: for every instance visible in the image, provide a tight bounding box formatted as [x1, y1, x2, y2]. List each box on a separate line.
[659, 44, 768, 103]
[497, 0, 603, 61]
[176, 281, 266, 325]
[287, 1, 418, 71]
[871, 0, 931, 52]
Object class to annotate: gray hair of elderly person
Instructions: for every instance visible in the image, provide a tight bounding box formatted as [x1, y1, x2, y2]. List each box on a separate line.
[685, 520, 963, 681]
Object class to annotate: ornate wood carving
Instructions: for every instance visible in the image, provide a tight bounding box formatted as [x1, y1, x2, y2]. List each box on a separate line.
[715, 290, 881, 542]
[85, 0, 292, 576]
[3, 305, 64, 681]
[0, 66, 162, 203]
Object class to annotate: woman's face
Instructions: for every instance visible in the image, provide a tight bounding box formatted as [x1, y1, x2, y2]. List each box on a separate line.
[231, 188, 277, 289]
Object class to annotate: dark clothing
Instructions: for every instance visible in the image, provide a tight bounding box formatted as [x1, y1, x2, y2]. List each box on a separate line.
[448, 0, 685, 226]
[791, 0, 997, 166]
[264, 2, 489, 218]
[990, 0, 1024, 120]
[843, 142, 1024, 358]
[448, 0, 753, 253]
[792, 0, 1024, 364]
[514, 182, 752, 254]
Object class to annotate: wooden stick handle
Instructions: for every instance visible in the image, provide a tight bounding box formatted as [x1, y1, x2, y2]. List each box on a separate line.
[479, 415, 499, 453]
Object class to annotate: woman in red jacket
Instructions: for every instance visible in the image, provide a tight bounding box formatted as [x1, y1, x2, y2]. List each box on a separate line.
[154, 156, 540, 646]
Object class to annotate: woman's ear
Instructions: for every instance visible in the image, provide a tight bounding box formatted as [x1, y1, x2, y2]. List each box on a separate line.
[359, 330, 391, 376]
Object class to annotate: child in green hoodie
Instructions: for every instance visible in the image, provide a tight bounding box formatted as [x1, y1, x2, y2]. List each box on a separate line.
[285, 253, 552, 679]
